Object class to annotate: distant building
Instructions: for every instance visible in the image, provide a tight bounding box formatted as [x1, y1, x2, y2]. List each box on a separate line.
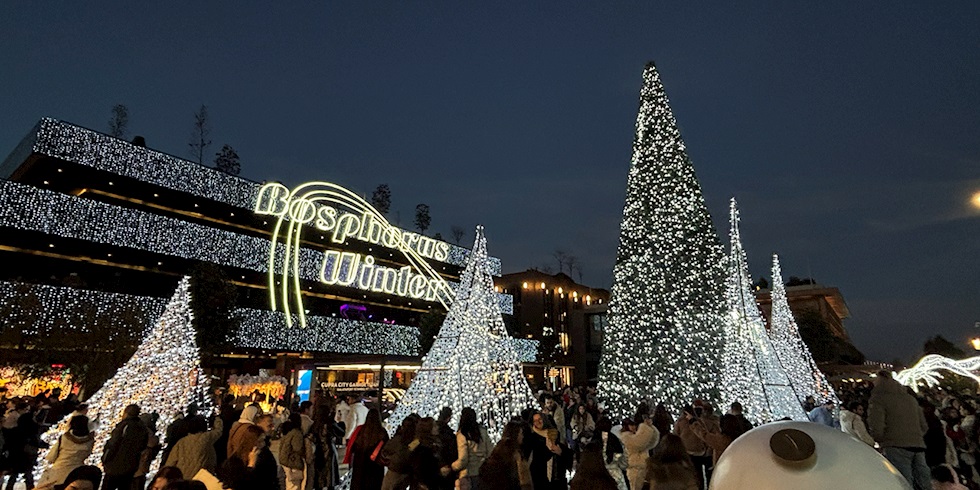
[495, 269, 610, 388]
[755, 283, 852, 341]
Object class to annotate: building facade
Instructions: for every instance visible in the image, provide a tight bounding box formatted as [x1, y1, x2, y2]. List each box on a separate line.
[495, 269, 610, 387]
[0, 118, 521, 400]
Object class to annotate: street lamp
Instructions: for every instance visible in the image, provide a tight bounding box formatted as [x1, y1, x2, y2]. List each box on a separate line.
[971, 338, 980, 351]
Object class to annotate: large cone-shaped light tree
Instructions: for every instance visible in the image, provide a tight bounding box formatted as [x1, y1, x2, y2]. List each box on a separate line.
[769, 254, 840, 406]
[36, 277, 209, 476]
[387, 226, 537, 440]
[722, 200, 807, 423]
[597, 62, 728, 418]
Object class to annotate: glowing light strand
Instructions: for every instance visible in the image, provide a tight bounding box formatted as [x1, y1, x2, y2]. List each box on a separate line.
[34, 277, 210, 479]
[387, 226, 537, 441]
[0, 180, 513, 314]
[768, 254, 840, 405]
[895, 355, 980, 392]
[722, 199, 807, 423]
[597, 63, 727, 418]
[13, 118, 500, 274]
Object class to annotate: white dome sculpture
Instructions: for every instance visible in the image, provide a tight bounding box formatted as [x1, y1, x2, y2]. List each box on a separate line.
[710, 421, 911, 490]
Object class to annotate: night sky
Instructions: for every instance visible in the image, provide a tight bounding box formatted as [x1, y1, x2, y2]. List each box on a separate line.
[1, 3, 978, 362]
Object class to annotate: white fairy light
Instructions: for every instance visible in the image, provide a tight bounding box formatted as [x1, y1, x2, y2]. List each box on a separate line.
[387, 226, 537, 441]
[722, 200, 807, 423]
[596, 63, 728, 418]
[16, 118, 501, 275]
[0, 179, 513, 314]
[768, 254, 840, 406]
[895, 355, 980, 392]
[34, 278, 210, 479]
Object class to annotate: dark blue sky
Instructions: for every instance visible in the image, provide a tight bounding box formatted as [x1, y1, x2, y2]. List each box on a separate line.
[2, 2, 978, 362]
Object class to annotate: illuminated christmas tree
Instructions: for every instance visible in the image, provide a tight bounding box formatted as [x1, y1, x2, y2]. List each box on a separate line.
[597, 63, 727, 418]
[722, 200, 806, 423]
[769, 254, 840, 405]
[387, 226, 536, 440]
[36, 277, 209, 476]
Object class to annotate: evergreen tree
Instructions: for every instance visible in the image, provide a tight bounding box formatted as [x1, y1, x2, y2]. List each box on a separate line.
[371, 184, 392, 216]
[769, 254, 840, 405]
[214, 144, 241, 175]
[722, 200, 806, 423]
[107, 104, 129, 139]
[387, 226, 536, 440]
[414, 204, 431, 234]
[597, 63, 727, 418]
[36, 278, 210, 475]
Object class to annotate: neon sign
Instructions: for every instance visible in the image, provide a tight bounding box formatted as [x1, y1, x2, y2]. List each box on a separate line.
[255, 182, 453, 327]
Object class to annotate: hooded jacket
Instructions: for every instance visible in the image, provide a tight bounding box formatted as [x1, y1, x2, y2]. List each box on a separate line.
[867, 377, 927, 449]
[840, 409, 874, 446]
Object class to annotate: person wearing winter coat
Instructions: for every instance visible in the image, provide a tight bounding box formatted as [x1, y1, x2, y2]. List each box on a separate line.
[279, 414, 306, 490]
[37, 415, 96, 488]
[131, 413, 162, 490]
[868, 370, 930, 490]
[102, 405, 150, 490]
[478, 421, 531, 490]
[226, 405, 261, 460]
[840, 402, 875, 447]
[569, 442, 619, 490]
[527, 412, 572, 490]
[673, 406, 713, 490]
[445, 407, 493, 490]
[621, 416, 661, 490]
[408, 417, 442, 490]
[163, 414, 223, 482]
[596, 418, 628, 490]
[690, 415, 746, 467]
[570, 405, 596, 448]
[380, 414, 420, 490]
[642, 434, 698, 490]
[342, 395, 369, 444]
[543, 396, 567, 445]
[349, 409, 388, 490]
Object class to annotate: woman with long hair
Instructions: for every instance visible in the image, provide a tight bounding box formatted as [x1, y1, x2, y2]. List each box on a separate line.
[350, 409, 389, 490]
[479, 420, 531, 490]
[380, 413, 419, 490]
[642, 434, 697, 490]
[569, 442, 618, 490]
[446, 407, 493, 490]
[37, 415, 96, 488]
[651, 404, 673, 439]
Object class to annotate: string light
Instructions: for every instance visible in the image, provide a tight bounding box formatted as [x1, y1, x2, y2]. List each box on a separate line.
[25, 118, 502, 275]
[596, 63, 727, 418]
[768, 254, 840, 406]
[895, 355, 980, 392]
[0, 179, 512, 314]
[0, 280, 421, 356]
[722, 200, 806, 423]
[386, 226, 538, 441]
[34, 277, 210, 479]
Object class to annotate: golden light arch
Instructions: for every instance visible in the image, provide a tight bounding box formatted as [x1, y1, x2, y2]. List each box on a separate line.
[255, 181, 453, 327]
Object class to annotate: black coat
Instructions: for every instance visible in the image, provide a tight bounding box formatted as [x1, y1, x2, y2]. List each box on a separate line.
[102, 416, 150, 476]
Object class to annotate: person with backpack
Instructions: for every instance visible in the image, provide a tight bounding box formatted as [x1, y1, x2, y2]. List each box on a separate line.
[380, 414, 420, 490]
[101, 404, 150, 490]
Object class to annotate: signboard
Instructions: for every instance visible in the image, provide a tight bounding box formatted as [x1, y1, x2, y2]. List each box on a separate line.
[255, 182, 454, 327]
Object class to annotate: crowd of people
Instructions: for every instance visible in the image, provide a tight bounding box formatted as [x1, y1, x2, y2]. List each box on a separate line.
[3, 376, 980, 490]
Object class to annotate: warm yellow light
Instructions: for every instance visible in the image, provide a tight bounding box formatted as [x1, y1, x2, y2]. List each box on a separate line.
[522, 282, 528, 289]
[972, 191, 980, 209]
[540, 282, 546, 290]
[572, 291, 578, 298]
[971, 338, 980, 351]
[558, 287, 563, 294]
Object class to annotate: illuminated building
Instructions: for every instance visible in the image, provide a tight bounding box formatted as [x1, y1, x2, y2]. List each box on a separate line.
[0, 118, 516, 399]
[494, 269, 610, 387]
